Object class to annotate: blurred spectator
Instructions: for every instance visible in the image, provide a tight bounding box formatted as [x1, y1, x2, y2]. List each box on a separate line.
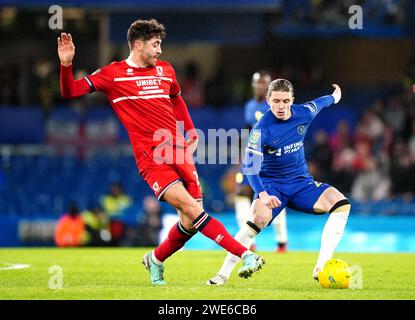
[181, 61, 205, 108]
[329, 120, 352, 156]
[122, 196, 163, 247]
[390, 137, 415, 200]
[136, 196, 163, 246]
[33, 60, 60, 114]
[384, 95, 406, 135]
[331, 147, 356, 194]
[360, 110, 384, 154]
[311, 129, 332, 180]
[351, 157, 391, 202]
[220, 165, 240, 208]
[81, 204, 111, 247]
[353, 124, 372, 158]
[100, 182, 132, 245]
[352, 142, 370, 172]
[408, 118, 415, 160]
[100, 182, 132, 218]
[54, 202, 86, 247]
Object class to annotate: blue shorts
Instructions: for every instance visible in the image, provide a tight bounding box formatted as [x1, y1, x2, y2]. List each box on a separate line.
[253, 176, 331, 224]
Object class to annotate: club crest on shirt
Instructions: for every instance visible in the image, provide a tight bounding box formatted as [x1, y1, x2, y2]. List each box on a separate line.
[152, 182, 160, 192]
[156, 66, 164, 76]
[297, 125, 305, 135]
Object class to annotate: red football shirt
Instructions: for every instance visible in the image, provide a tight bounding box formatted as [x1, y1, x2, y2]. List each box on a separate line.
[84, 59, 186, 152]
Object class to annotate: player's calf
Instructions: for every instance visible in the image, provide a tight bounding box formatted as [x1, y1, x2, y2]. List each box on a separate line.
[314, 198, 351, 279]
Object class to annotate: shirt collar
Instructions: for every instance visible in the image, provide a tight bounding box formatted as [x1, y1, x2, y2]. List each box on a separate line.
[126, 55, 140, 68]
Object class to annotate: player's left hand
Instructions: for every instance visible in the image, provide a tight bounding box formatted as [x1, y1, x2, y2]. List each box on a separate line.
[332, 84, 341, 104]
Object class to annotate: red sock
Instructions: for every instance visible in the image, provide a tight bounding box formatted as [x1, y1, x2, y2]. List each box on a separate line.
[154, 222, 196, 262]
[193, 211, 248, 257]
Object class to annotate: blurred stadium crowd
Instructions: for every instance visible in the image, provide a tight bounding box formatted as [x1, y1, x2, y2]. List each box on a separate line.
[1, 0, 415, 225]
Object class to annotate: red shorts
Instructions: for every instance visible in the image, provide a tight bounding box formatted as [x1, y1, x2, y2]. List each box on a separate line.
[135, 147, 203, 201]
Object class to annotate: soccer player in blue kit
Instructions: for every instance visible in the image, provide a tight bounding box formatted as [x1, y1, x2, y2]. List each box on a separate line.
[234, 71, 288, 255]
[208, 79, 350, 285]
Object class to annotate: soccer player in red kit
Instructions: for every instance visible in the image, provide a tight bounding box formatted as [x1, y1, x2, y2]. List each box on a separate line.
[57, 19, 264, 285]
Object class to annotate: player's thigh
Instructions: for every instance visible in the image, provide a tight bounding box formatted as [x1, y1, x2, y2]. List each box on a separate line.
[287, 180, 332, 214]
[163, 182, 203, 221]
[250, 198, 273, 230]
[137, 150, 181, 200]
[313, 186, 348, 213]
[174, 161, 203, 201]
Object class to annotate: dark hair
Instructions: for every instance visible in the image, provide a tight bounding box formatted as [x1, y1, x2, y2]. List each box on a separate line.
[266, 78, 294, 99]
[127, 19, 166, 48]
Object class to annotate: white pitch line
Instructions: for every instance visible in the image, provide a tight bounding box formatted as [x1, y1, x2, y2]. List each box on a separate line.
[0, 263, 31, 270]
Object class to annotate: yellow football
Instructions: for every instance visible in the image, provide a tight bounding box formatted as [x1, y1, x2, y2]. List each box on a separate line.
[318, 258, 351, 289]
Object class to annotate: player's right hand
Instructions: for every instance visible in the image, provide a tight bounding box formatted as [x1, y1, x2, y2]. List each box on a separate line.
[259, 191, 281, 209]
[57, 33, 75, 66]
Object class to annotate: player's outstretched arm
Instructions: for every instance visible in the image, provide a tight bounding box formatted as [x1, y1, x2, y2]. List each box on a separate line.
[57, 32, 91, 99]
[306, 83, 342, 118]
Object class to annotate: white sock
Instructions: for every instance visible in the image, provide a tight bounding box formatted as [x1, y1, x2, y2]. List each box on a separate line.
[272, 208, 288, 244]
[217, 223, 258, 278]
[151, 251, 163, 265]
[235, 196, 251, 229]
[316, 210, 349, 268]
[235, 196, 255, 246]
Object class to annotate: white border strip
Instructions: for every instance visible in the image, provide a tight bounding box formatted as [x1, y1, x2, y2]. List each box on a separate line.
[139, 89, 164, 95]
[114, 76, 173, 82]
[246, 148, 263, 156]
[112, 94, 170, 103]
[157, 179, 182, 200]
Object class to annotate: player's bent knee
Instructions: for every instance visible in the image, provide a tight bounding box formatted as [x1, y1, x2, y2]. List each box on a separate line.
[251, 213, 270, 230]
[329, 198, 351, 214]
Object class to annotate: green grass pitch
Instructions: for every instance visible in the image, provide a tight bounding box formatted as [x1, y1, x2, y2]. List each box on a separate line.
[0, 248, 414, 300]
